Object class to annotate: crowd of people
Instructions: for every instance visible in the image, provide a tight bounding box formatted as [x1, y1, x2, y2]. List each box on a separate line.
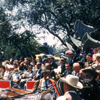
[0, 47, 100, 100]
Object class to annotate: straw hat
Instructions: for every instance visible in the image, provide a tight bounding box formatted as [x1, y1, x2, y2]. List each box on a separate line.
[60, 75, 83, 89]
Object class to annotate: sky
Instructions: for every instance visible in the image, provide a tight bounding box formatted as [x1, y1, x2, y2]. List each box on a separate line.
[1, 0, 62, 48]
[0, 0, 5, 7]
[32, 25, 62, 47]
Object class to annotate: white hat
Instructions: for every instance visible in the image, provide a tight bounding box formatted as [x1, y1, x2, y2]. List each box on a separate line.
[95, 53, 100, 58]
[48, 54, 54, 59]
[7, 64, 14, 69]
[60, 74, 83, 89]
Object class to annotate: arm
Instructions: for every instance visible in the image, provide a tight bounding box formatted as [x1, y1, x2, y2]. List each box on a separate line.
[32, 80, 39, 93]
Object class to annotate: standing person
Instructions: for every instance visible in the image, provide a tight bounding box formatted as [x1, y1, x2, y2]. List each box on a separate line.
[10, 52, 17, 63]
[0, 47, 4, 66]
[56, 75, 83, 100]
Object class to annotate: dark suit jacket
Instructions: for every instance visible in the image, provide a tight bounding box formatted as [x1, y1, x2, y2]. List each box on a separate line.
[65, 92, 83, 100]
[85, 60, 93, 67]
[60, 64, 65, 74]
[32, 78, 54, 93]
[50, 62, 58, 70]
[32, 69, 43, 80]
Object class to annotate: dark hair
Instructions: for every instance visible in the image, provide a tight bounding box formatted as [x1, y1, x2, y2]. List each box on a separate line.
[31, 54, 36, 59]
[83, 69, 99, 79]
[0, 66, 5, 72]
[65, 62, 73, 67]
[87, 53, 92, 58]
[10, 52, 16, 56]
[20, 56, 24, 61]
[26, 57, 31, 62]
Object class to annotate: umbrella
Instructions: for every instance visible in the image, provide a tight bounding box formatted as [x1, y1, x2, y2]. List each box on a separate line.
[74, 20, 94, 39]
[70, 35, 82, 47]
[81, 33, 88, 44]
[66, 41, 75, 52]
[83, 34, 100, 51]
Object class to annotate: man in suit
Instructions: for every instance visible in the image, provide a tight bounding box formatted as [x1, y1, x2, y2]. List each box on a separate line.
[72, 62, 81, 77]
[62, 62, 73, 77]
[65, 50, 80, 63]
[48, 55, 58, 78]
[54, 56, 67, 75]
[48, 54, 58, 69]
[32, 69, 54, 93]
[32, 62, 43, 80]
[85, 53, 93, 67]
[56, 75, 83, 100]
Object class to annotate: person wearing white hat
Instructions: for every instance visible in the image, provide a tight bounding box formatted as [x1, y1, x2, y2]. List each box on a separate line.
[56, 74, 83, 100]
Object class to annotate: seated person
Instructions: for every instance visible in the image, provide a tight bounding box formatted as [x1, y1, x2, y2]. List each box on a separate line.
[32, 62, 43, 81]
[92, 48, 98, 62]
[0, 66, 5, 79]
[62, 62, 73, 77]
[11, 68, 21, 88]
[2, 64, 14, 80]
[92, 53, 100, 70]
[32, 69, 54, 93]
[54, 57, 66, 75]
[85, 53, 93, 67]
[19, 65, 33, 89]
[72, 62, 81, 77]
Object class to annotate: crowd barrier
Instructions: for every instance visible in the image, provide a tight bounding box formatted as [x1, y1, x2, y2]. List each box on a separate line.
[26, 81, 36, 91]
[0, 80, 11, 90]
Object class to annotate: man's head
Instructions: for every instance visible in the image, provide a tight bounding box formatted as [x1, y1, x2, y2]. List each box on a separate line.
[24, 57, 30, 64]
[48, 55, 54, 63]
[82, 67, 99, 80]
[65, 62, 73, 71]
[73, 62, 81, 73]
[65, 50, 75, 58]
[28, 65, 33, 71]
[10, 52, 16, 57]
[36, 62, 41, 69]
[60, 75, 83, 92]
[45, 63, 50, 70]
[86, 53, 92, 62]
[59, 57, 67, 66]
[43, 69, 51, 80]
[96, 53, 100, 63]
[79, 69, 86, 79]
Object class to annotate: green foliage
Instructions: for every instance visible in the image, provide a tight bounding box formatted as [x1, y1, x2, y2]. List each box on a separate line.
[0, 8, 40, 60]
[4, 0, 100, 46]
[1, 0, 100, 57]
